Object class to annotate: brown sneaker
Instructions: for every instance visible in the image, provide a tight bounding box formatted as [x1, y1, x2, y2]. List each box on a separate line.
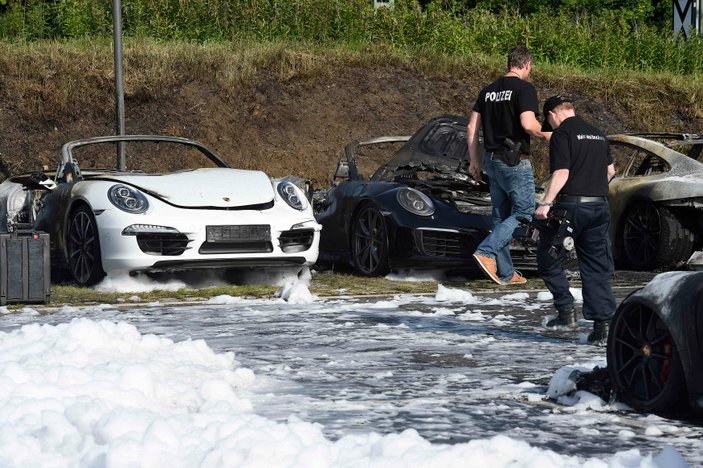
[472, 253, 502, 285]
[504, 271, 527, 285]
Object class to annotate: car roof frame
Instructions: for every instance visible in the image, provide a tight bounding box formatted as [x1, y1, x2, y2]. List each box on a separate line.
[58, 135, 230, 180]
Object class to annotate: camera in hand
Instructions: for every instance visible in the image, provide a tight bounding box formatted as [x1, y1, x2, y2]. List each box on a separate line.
[517, 208, 575, 260]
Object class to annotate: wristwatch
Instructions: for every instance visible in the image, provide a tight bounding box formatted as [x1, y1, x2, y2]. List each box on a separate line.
[537, 199, 553, 207]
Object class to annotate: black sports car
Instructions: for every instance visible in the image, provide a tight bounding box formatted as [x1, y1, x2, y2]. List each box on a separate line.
[313, 115, 538, 276]
[607, 271, 703, 414]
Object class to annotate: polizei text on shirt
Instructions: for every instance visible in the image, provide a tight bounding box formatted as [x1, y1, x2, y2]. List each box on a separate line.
[485, 90, 513, 102]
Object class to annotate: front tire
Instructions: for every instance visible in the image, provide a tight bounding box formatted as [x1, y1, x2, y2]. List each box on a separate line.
[66, 205, 105, 287]
[607, 302, 686, 413]
[351, 204, 390, 276]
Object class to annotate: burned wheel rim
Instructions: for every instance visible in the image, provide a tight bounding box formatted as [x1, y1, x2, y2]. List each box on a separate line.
[351, 205, 389, 276]
[67, 207, 104, 286]
[607, 302, 683, 412]
[622, 202, 661, 270]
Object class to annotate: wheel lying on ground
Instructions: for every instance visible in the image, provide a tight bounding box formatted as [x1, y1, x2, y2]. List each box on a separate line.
[66, 204, 106, 287]
[620, 201, 694, 270]
[351, 203, 389, 276]
[607, 302, 686, 413]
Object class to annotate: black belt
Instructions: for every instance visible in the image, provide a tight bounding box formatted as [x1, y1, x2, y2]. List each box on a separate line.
[557, 194, 607, 203]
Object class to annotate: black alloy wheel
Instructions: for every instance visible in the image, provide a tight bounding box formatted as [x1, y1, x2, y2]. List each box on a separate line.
[351, 204, 389, 276]
[607, 302, 686, 413]
[67, 205, 105, 286]
[620, 201, 694, 270]
[621, 201, 662, 270]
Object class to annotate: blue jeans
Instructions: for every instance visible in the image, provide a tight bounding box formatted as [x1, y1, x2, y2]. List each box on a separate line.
[475, 155, 536, 282]
[537, 200, 616, 321]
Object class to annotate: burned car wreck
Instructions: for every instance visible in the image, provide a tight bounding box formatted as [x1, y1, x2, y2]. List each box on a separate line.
[0, 135, 321, 286]
[606, 271, 703, 415]
[608, 133, 703, 271]
[313, 115, 537, 276]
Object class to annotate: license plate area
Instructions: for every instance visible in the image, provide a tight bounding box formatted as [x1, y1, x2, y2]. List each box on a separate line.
[206, 225, 271, 243]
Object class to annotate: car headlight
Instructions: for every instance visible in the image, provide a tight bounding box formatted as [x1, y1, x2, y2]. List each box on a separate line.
[397, 187, 435, 216]
[277, 181, 309, 211]
[108, 184, 149, 214]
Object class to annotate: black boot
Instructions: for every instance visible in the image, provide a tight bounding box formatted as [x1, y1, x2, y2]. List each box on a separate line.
[546, 308, 578, 328]
[587, 320, 609, 346]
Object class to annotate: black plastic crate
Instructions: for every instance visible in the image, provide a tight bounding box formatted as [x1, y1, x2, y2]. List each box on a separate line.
[0, 231, 51, 306]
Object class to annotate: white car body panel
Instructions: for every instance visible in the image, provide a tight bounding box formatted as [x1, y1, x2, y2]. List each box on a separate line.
[109, 168, 275, 208]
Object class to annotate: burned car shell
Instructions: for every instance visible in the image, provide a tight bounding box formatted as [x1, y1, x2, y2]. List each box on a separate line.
[0, 135, 321, 286]
[314, 115, 535, 276]
[607, 134, 703, 270]
[607, 271, 703, 413]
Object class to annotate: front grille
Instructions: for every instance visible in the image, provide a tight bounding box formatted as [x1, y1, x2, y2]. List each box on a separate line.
[136, 233, 191, 256]
[279, 229, 314, 253]
[206, 224, 271, 242]
[201, 224, 273, 254]
[416, 230, 470, 258]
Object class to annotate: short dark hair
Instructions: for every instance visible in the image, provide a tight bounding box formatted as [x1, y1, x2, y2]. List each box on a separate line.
[508, 45, 532, 69]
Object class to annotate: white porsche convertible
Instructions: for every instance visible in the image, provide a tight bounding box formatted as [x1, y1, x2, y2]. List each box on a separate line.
[0, 135, 321, 286]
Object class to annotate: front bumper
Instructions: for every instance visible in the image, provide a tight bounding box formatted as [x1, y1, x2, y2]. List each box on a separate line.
[386, 225, 537, 271]
[93, 207, 321, 274]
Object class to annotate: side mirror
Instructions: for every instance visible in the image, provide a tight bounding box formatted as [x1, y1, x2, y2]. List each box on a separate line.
[56, 161, 83, 183]
[304, 179, 314, 201]
[333, 159, 350, 183]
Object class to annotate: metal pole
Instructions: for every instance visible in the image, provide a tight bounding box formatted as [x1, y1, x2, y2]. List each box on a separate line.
[113, 0, 126, 170]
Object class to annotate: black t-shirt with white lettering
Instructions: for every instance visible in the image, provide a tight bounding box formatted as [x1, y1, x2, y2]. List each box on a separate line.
[472, 76, 539, 154]
[549, 116, 612, 197]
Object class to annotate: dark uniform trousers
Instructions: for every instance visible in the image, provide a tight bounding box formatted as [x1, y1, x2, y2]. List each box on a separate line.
[537, 199, 616, 322]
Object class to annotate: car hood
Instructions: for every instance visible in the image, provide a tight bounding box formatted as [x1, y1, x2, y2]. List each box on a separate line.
[106, 168, 275, 208]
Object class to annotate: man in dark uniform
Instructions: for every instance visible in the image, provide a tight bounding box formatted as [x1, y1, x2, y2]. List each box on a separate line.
[468, 45, 548, 285]
[534, 95, 617, 345]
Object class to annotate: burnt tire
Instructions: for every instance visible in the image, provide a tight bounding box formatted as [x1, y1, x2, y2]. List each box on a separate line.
[620, 201, 694, 270]
[67, 205, 105, 287]
[351, 204, 389, 276]
[607, 302, 686, 413]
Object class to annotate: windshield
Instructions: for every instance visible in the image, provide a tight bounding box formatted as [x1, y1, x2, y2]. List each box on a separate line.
[372, 117, 469, 181]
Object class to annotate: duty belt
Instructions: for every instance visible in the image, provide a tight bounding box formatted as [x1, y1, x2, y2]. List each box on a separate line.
[556, 194, 607, 203]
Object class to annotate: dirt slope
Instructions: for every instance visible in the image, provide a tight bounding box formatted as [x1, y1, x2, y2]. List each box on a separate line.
[1, 56, 700, 187]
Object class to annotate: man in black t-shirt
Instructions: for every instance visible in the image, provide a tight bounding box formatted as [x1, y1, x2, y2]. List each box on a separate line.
[534, 95, 617, 345]
[468, 45, 548, 285]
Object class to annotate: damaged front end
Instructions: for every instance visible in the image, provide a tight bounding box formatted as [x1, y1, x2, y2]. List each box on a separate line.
[0, 172, 61, 233]
[378, 161, 493, 217]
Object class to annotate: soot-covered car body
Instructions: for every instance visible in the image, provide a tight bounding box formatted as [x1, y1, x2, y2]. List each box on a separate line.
[608, 133, 703, 271]
[0, 135, 321, 286]
[607, 271, 703, 414]
[313, 115, 536, 276]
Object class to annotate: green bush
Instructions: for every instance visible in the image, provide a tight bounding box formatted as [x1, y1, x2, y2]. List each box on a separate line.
[0, 0, 701, 74]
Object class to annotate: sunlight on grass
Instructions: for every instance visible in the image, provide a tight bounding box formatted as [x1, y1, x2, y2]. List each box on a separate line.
[0, 272, 547, 311]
